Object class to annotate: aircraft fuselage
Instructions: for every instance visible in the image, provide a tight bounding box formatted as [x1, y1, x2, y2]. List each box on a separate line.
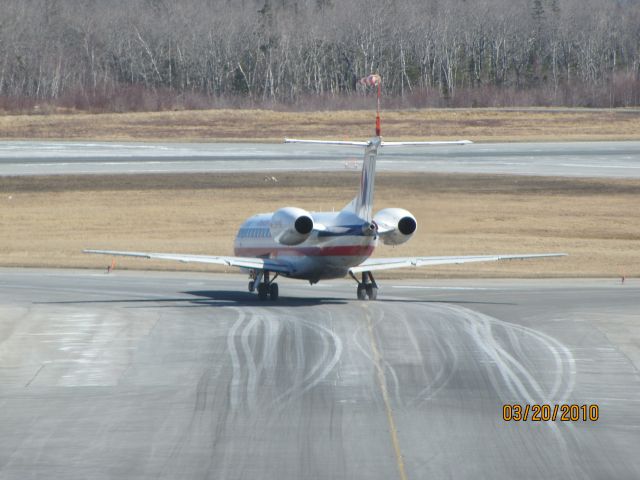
[234, 211, 377, 282]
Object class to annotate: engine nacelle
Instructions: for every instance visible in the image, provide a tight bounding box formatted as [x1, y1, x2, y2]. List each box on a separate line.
[270, 207, 314, 245]
[373, 208, 417, 246]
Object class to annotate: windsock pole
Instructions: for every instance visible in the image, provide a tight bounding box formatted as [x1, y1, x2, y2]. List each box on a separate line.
[376, 80, 381, 137]
[359, 74, 383, 137]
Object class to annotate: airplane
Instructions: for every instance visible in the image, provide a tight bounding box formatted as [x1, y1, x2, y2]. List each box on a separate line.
[85, 77, 565, 300]
[84, 139, 565, 301]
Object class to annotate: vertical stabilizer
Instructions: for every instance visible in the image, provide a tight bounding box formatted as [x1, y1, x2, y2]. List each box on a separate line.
[341, 137, 380, 221]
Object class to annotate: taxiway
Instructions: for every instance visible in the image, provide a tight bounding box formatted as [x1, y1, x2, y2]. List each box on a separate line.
[0, 269, 638, 479]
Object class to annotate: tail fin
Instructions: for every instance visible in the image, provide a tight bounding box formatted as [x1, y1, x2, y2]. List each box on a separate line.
[341, 137, 380, 221]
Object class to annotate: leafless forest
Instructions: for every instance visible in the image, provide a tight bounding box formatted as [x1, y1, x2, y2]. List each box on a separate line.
[1, 0, 639, 111]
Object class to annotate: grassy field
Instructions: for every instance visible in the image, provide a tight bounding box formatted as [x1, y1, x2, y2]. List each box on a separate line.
[1, 172, 638, 278]
[1, 108, 640, 142]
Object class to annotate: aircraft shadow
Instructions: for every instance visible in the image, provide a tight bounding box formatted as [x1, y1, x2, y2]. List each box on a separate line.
[179, 290, 348, 307]
[36, 290, 348, 308]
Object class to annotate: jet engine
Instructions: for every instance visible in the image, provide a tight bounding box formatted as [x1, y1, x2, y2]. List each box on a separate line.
[270, 207, 314, 245]
[373, 208, 417, 245]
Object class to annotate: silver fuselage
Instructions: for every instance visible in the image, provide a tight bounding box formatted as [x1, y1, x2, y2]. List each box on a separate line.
[234, 211, 376, 282]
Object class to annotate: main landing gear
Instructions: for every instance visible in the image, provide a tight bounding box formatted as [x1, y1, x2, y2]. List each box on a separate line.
[351, 271, 378, 301]
[248, 270, 279, 301]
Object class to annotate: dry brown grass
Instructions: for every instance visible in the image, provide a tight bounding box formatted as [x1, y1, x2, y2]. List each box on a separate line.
[1, 108, 639, 142]
[1, 172, 639, 278]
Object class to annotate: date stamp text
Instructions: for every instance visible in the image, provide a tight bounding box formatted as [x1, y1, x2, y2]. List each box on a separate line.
[503, 404, 599, 422]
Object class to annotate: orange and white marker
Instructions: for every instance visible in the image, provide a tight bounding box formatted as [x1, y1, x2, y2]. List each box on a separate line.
[107, 258, 116, 273]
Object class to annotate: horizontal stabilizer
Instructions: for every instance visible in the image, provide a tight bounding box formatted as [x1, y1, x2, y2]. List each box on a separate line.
[381, 140, 472, 146]
[284, 138, 369, 146]
[284, 138, 472, 147]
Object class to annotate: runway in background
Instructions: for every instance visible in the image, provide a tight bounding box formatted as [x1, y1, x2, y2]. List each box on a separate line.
[1, 141, 640, 177]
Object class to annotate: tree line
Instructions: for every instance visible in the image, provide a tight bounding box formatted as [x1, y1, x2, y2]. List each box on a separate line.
[1, 0, 639, 111]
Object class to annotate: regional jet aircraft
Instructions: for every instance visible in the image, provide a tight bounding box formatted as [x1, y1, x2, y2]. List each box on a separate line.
[85, 131, 564, 301]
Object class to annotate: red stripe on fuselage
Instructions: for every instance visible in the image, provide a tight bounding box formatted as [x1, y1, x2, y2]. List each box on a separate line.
[234, 245, 375, 257]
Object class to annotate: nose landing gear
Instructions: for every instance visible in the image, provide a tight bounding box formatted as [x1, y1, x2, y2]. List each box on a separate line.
[351, 271, 378, 301]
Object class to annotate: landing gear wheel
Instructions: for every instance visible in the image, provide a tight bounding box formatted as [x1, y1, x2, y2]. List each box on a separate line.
[269, 283, 279, 301]
[248, 281, 255, 293]
[357, 284, 367, 300]
[257, 283, 268, 301]
[366, 285, 378, 300]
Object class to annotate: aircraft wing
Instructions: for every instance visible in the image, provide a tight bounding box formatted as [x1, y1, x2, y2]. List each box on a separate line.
[83, 249, 293, 274]
[350, 253, 567, 274]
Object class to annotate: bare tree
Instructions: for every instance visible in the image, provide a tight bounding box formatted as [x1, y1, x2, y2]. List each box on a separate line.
[0, 0, 638, 110]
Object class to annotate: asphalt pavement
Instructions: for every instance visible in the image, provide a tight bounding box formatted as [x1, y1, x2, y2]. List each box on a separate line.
[0, 269, 638, 479]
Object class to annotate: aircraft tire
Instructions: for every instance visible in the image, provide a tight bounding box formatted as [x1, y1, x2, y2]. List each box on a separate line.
[357, 284, 367, 300]
[269, 283, 279, 301]
[248, 281, 255, 293]
[366, 285, 378, 300]
[257, 284, 268, 301]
